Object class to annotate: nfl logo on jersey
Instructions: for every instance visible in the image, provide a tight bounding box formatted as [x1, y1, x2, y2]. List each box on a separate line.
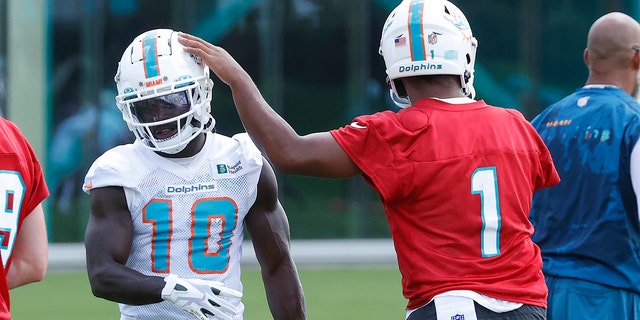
[451, 315, 465, 320]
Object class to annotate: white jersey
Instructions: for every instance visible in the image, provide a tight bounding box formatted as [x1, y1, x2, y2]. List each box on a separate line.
[83, 132, 262, 320]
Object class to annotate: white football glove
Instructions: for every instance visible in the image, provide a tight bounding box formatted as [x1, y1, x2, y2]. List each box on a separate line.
[161, 274, 243, 320]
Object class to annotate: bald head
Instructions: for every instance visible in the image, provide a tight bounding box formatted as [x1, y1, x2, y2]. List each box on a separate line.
[586, 12, 640, 69]
[584, 12, 640, 93]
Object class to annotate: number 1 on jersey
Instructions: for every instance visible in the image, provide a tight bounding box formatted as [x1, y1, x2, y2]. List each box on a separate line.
[471, 167, 501, 257]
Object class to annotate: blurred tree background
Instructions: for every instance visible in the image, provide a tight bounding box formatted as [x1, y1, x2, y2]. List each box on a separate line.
[2, 0, 636, 242]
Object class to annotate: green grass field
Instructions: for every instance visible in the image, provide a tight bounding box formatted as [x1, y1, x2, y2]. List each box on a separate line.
[10, 267, 406, 319]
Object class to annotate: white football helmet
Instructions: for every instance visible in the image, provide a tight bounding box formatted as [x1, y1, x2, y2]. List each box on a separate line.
[379, 0, 478, 108]
[114, 28, 214, 154]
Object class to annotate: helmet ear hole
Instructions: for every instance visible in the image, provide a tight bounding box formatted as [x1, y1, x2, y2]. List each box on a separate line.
[387, 77, 411, 109]
[394, 80, 408, 98]
[387, 76, 408, 98]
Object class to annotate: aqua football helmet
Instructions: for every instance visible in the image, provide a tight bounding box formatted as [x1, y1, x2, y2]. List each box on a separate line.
[114, 29, 214, 154]
[379, 0, 478, 108]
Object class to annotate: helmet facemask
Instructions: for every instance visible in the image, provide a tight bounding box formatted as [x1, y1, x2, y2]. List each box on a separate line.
[114, 29, 215, 154]
[387, 76, 412, 109]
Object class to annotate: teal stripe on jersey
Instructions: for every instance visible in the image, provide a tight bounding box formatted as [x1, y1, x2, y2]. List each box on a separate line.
[409, 0, 425, 61]
[143, 32, 159, 78]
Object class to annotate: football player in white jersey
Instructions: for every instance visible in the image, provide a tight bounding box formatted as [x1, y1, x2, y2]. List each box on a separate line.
[82, 29, 306, 320]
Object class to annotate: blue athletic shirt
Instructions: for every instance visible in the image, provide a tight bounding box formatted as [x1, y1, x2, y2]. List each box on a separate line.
[530, 86, 640, 293]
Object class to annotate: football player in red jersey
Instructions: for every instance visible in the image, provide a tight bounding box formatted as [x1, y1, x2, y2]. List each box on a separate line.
[0, 116, 49, 319]
[179, 0, 559, 319]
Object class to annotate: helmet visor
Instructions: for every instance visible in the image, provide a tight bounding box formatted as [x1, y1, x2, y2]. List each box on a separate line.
[130, 90, 191, 124]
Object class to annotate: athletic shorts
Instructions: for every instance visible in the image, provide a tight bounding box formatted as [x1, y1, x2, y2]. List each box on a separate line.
[406, 301, 545, 320]
[546, 274, 640, 320]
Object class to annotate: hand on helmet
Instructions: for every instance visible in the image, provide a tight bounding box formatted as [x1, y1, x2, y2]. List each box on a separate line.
[177, 32, 247, 88]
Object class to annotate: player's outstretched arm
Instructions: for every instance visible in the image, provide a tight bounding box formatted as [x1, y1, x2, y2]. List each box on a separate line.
[177, 32, 360, 178]
[7, 203, 48, 289]
[245, 159, 307, 320]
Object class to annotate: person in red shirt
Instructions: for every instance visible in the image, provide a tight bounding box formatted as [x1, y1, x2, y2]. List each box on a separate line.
[179, 0, 559, 319]
[0, 116, 49, 319]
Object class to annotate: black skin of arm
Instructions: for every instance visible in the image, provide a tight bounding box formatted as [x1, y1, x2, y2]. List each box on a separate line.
[84, 186, 165, 305]
[245, 158, 307, 320]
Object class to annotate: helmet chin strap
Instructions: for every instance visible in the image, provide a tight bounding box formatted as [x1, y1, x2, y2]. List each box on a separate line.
[148, 122, 199, 154]
[158, 143, 188, 155]
[142, 111, 216, 155]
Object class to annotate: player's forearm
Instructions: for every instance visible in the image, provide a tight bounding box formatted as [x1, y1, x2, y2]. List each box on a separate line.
[87, 264, 165, 305]
[228, 72, 304, 173]
[6, 258, 47, 289]
[8, 206, 48, 289]
[263, 264, 307, 320]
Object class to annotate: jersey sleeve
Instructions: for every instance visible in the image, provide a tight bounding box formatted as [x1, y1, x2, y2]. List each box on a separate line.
[507, 108, 560, 190]
[536, 142, 561, 190]
[330, 113, 402, 201]
[23, 145, 49, 217]
[232, 133, 264, 166]
[530, 124, 561, 190]
[2, 119, 49, 218]
[82, 147, 135, 194]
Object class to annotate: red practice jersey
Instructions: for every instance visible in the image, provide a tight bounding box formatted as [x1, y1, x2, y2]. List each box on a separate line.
[331, 98, 559, 310]
[0, 117, 49, 318]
